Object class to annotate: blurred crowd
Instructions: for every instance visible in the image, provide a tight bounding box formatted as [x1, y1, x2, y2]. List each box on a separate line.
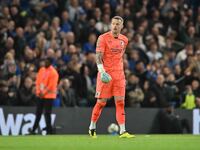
[0, 0, 200, 109]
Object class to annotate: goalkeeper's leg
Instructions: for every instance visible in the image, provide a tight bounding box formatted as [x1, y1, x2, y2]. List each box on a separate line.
[115, 99, 126, 134]
[89, 99, 107, 137]
[115, 98, 135, 138]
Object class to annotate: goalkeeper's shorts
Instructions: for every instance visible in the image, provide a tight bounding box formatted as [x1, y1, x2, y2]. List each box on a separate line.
[95, 71, 125, 99]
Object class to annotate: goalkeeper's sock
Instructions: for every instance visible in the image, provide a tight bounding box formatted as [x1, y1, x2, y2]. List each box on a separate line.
[115, 100, 126, 133]
[119, 124, 126, 134]
[89, 121, 96, 130]
[90, 101, 106, 126]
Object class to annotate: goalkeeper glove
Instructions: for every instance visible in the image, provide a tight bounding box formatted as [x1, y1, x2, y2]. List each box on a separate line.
[97, 64, 112, 83]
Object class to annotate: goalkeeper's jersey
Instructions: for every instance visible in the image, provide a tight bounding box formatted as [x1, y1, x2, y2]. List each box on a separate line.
[96, 31, 128, 72]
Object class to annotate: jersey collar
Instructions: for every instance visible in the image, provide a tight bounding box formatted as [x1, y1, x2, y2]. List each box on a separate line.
[109, 31, 121, 39]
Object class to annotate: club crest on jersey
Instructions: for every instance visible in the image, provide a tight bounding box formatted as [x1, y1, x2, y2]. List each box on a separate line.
[120, 40, 124, 47]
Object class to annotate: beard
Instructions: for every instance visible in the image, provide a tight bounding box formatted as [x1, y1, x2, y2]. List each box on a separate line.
[112, 29, 120, 35]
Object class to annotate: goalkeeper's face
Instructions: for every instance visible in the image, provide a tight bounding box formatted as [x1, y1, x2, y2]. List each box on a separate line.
[111, 18, 123, 35]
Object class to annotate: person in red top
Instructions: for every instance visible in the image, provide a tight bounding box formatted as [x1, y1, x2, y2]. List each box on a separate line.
[29, 58, 59, 135]
[89, 16, 135, 138]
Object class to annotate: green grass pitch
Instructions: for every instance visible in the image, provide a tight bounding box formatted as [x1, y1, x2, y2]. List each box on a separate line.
[0, 134, 200, 150]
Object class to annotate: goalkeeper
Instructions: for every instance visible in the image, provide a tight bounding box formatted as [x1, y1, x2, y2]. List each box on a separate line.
[88, 16, 135, 138]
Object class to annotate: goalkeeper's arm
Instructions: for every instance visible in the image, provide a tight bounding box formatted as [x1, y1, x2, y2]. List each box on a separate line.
[96, 52, 112, 83]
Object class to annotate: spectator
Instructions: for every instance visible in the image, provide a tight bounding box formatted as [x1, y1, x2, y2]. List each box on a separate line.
[126, 74, 144, 107]
[92, 8, 101, 22]
[14, 27, 26, 59]
[0, 57, 21, 88]
[176, 42, 193, 64]
[158, 103, 191, 134]
[150, 74, 168, 107]
[67, 0, 83, 22]
[165, 73, 179, 107]
[79, 64, 95, 106]
[146, 41, 163, 63]
[132, 33, 146, 52]
[60, 10, 72, 33]
[191, 79, 200, 108]
[0, 80, 9, 105]
[128, 50, 140, 73]
[18, 76, 36, 106]
[58, 78, 77, 107]
[95, 14, 110, 33]
[166, 49, 177, 69]
[82, 33, 97, 53]
[141, 80, 157, 107]
[73, 8, 88, 44]
[181, 86, 196, 109]
[135, 61, 149, 87]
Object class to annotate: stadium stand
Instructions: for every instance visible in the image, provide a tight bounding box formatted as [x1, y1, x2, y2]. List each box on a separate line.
[0, 0, 200, 109]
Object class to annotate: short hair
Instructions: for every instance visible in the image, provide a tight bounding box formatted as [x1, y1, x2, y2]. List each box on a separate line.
[112, 16, 124, 23]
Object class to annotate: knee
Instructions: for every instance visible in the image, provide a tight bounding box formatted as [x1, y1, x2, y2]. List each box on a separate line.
[115, 100, 124, 107]
[96, 100, 107, 108]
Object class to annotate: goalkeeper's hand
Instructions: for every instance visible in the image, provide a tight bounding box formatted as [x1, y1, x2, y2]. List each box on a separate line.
[100, 71, 112, 83]
[97, 64, 112, 83]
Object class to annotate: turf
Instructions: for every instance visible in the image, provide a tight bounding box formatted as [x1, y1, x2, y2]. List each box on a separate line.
[0, 134, 200, 150]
